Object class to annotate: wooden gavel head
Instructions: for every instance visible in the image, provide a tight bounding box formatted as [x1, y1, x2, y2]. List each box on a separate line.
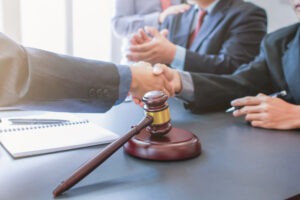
[142, 91, 172, 136]
[124, 90, 201, 161]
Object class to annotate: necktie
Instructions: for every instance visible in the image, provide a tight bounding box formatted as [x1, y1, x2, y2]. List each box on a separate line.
[188, 9, 207, 48]
[161, 0, 172, 11]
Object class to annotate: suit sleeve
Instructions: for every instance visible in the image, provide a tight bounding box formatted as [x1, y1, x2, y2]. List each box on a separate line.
[184, 5, 267, 74]
[0, 33, 120, 113]
[112, 0, 160, 37]
[185, 45, 274, 113]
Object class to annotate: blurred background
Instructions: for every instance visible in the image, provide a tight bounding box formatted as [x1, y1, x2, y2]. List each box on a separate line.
[0, 0, 298, 63]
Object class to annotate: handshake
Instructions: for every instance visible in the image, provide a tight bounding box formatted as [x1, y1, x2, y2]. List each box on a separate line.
[129, 62, 182, 102]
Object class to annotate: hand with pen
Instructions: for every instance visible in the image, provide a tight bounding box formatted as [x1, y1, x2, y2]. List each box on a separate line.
[230, 93, 300, 130]
[142, 64, 300, 130]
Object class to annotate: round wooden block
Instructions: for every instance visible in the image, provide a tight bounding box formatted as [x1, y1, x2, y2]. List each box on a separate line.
[123, 127, 201, 161]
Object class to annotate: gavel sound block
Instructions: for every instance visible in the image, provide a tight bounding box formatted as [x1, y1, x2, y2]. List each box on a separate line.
[124, 91, 201, 161]
[53, 91, 201, 197]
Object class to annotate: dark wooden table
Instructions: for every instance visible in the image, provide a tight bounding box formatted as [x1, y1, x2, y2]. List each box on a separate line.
[1, 99, 299, 200]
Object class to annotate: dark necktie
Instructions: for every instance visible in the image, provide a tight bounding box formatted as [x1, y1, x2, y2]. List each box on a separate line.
[161, 0, 172, 11]
[188, 9, 207, 48]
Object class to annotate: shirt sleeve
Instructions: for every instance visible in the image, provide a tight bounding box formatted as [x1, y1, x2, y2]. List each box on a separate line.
[175, 71, 195, 102]
[170, 45, 186, 70]
[115, 65, 132, 104]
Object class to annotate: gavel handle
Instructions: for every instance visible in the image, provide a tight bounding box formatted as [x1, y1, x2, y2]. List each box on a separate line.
[53, 115, 153, 197]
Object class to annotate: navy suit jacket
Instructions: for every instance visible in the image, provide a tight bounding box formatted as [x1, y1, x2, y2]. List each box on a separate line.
[185, 23, 300, 112]
[0, 33, 120, 113]
[161, 0, 267, 74]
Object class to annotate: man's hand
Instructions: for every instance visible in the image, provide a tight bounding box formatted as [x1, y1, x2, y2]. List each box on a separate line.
[231, 93, 300, 130]
[131, 63, 182, 106]
[129, 62, 175, 100]
[129, 27, 168, 45]
[159, 4, 191, 24]
[127, 27, 177, 65]
[152, 64, 182, 93]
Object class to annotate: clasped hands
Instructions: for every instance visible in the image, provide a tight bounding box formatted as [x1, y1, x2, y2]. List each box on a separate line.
[126, 26, 177, 65]
[129, 61, 181, 104]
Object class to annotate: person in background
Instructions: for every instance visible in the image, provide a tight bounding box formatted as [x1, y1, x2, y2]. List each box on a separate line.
[147, 0, 300, 130]
[112, 0, 190, 64]
[127, 0, 267, 75]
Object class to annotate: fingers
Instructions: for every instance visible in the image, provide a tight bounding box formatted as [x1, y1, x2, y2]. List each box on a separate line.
[162, 76, 174, 96]
[180, 4, 191, 11]
[129, 43, 152, 53]
[144, 26, 160, 38]
[132, 97, 144, 107]
[139, 29, 151, 43]
[130, 30, 144, 45]
[129, 62, 174, 99]
[244, 113, 266, 122]
[232, 104, 267, 117]
[166, 4, 191, 14]
[231, 96, 265, 108]
[127, 50, 152, 62]
[160, 29, 169, 38]
[130, 28, 151, 45]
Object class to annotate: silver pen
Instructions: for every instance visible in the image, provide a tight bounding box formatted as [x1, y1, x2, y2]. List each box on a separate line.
[7, 118, 70, 125]
[225, 90, 287, 113]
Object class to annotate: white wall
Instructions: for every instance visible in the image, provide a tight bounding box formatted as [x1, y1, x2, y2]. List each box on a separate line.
[246, 0, 298, 32]
[1, 0, 21, 42]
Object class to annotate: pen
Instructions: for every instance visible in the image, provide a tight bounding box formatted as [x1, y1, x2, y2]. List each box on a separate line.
[225, 90, 287, 113]
[8, 118, 69, 125]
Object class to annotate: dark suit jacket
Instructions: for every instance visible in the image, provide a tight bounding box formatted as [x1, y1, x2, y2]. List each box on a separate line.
[0, 33, 120, 113]
[185, 23, 300, 113]
[161, 0, 267, 74]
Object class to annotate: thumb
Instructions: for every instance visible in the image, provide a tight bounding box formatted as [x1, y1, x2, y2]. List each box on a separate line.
[153, 63, 164, 75]
[145, 26, 160, 38]
[160, 29, 169, 38]
[153, 64, 174, 82]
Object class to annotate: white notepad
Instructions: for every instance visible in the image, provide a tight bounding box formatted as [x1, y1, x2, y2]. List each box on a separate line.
[0, 113, 119, 158]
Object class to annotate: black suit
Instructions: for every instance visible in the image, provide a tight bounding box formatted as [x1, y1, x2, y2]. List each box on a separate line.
[185, 23, 300, 112]
[161, 0, 267, 74]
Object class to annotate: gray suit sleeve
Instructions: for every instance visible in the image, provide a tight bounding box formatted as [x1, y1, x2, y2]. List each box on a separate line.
[0, 33, 121, 113]
[112, 0, 160, 37]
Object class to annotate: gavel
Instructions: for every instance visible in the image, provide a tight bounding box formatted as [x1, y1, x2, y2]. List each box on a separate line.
[53, 91, 201, 197]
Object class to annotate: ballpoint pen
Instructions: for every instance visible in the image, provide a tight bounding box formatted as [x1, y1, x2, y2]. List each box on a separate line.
[8, 118, 70, 125]
[225, 90, 287, 113]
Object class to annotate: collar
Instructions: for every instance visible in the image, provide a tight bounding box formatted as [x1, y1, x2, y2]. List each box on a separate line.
[193, 0, 220, 14]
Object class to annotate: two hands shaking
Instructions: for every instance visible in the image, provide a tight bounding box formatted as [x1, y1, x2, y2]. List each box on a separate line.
[129, 62, 180, 104]
[128, 62, 300, 130]
[125, 27, 300, 130]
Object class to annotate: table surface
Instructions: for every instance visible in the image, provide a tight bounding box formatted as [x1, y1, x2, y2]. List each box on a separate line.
[0, 99, 299, 200]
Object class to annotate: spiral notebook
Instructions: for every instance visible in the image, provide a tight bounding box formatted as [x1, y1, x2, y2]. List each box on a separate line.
[0, 112, 119, 158]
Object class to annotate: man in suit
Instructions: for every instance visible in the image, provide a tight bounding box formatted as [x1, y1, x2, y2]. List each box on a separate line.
[150, 0, 300, 130]
[112, 0, 190, 64]
[0, 33, 173, 112]
[127, 0, 267, 74]
[112, 0, 189, 37]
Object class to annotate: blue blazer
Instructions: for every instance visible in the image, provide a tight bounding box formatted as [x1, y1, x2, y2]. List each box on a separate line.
[161, 0, 267, 74]
[186, 23, 300, 112]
